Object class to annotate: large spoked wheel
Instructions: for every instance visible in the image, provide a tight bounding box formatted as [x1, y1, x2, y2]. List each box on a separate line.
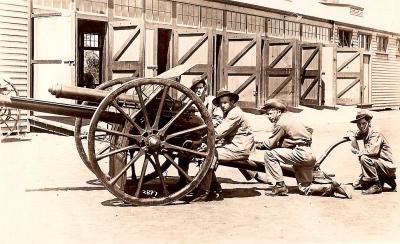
[87, 78, 215, 206]
[74, 77, 132, 173]
[75, 77, 173, 178]
[0, 76, 20, 137]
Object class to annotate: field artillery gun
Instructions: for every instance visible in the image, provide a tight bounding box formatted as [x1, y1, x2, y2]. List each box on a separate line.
[0, 67, 349, 206]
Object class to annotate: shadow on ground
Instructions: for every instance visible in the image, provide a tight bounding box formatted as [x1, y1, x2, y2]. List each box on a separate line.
[25, 186, 105, 192]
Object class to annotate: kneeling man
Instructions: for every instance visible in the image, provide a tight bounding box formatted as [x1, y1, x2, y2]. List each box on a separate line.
[347, 110, 396, 194]
[256, 99, 350, 198]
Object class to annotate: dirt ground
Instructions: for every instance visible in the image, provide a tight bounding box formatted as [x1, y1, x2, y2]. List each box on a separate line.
[1, 107, 400, 244]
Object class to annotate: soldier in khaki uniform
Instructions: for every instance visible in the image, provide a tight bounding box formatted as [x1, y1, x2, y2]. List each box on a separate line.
[256, 99, 351, 198]
[191, 90, 255, 202]
[177, 77, 223, 187]
[347, 110, 397, 194]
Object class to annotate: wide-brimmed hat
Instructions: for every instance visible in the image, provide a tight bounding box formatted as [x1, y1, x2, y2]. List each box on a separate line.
[212, 89, 239, 106]
[261, 98, 287, 112]
[351, 109, 373, 123]
[190, 77, 206, 91]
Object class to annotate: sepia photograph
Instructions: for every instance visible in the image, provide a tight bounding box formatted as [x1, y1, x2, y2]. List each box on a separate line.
[0, 0, 399, 243]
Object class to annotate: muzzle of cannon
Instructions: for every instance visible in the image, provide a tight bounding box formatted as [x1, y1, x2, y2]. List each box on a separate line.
[0, 94, 124, 124]
[48, 83, 138, 103]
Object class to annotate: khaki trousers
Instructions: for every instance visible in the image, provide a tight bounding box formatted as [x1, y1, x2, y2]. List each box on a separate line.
[359, 155, 396, 182]
[264, 146, 316, 185]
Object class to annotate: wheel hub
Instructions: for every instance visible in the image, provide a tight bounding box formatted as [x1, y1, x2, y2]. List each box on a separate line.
[145, 134, 161, 150]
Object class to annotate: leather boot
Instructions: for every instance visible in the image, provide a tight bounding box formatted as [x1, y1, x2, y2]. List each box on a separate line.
[304, 184, 334, 197]
[331, 181, 352, 199]
[266, 181, 288, 196]
[381, 176, 397, 192]
[362, 182, 382, 195]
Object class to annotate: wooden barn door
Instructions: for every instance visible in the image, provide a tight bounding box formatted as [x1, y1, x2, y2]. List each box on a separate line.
[173, 29, 213, 89]
[32, 13, 75, 103]
[108, 20, 143, 79]
[299, 44, 322, 106]
[335, 48, 363, 105]
[222, 34, 262, 108]
[264, 39, 297, 107]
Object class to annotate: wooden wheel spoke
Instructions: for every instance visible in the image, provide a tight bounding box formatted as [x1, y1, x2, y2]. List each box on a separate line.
[163, 153, 192, 182]
[163, 142, 208, 158]
[135, 86, 151, 130]
[96, 144, 140, 161]
[166, 124, 208, 140]
[109, 150, 144, 186]
[152, 85, 169, 129]
[95, 126, 141, 141]
[135, 155, 149, 197]
[160, 101, 193, 134]
[111, 101, 144, 134]
[97, 145, 110, 156]
[149, 154, 169, 196]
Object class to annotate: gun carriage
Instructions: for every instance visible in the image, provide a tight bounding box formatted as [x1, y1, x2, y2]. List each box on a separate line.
[0, 66, 349, 206]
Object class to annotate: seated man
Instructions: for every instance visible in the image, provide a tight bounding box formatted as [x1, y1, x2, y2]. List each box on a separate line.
[346, 110, 396, 194]
[256, 99, 351, 198]
[191, 89, 255, 202]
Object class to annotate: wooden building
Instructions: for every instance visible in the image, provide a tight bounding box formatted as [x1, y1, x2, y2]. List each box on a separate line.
[1, 0, 399, 133]
[0, 0, 30, 133]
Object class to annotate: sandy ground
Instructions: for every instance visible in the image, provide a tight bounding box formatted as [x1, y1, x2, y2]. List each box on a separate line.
[1, 107, 400, 244]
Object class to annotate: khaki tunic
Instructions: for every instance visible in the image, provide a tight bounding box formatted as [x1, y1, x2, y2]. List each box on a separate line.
[355, 127, 396, 180]
[259, 113, 316, 185]
[215, 106, 254, 160]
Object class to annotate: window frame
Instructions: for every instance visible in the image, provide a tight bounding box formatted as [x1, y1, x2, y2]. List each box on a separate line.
[338, 29, 353, 47]
[357, 32, 372, 51]
[376, 35, 389, 53]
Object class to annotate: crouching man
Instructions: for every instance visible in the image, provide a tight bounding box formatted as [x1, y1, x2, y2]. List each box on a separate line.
[256, 99, 351, 198]
[347, 110, 396, 194]
[191, 90, 255, 202]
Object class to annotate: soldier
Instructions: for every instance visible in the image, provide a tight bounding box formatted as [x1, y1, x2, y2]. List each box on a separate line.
[191, 89, 255, 202]
[346, 110, 397, 194]
[177, 77, 222, 187]
[256, 98, 351, 198]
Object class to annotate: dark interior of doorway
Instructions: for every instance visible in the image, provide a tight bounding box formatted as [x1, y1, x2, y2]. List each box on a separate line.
[77, 19, 106, 88]
[213, 34, 223, 95]
[157, 29, 172, 75]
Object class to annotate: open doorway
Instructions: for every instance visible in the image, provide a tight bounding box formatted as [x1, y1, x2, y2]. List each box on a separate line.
[213, 34, 223, 95]
[157, 28, 172, 75]
[77, 20, 106, 88]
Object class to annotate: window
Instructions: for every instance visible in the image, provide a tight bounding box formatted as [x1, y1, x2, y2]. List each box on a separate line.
[77, 0, 107, 14]
[358, 33, 371, 51]
[114, 0, 142, 18]
[397, 39, 400, 55]
[145, 0, 172, 23]
[83, 33, 99, 48]
[226, 11, 246, 32]
[316, 26, 331, 43]
[267, 18, 284, 37]
[284, 21, 300, 39]
[33, 0, 71, 9]
[376, 36, 388, 53]
[177, 3, 200, 27]
[200, 7, 223, 30]
[247, 15, 265, 34]
[338, 29, 353, 47]
[81, 33, 102, 86]
[302, 24, 317, 41]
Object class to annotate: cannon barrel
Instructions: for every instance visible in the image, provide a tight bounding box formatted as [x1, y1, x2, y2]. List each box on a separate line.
[48, 84, 138, 103]
[0, 95, 124, 124]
